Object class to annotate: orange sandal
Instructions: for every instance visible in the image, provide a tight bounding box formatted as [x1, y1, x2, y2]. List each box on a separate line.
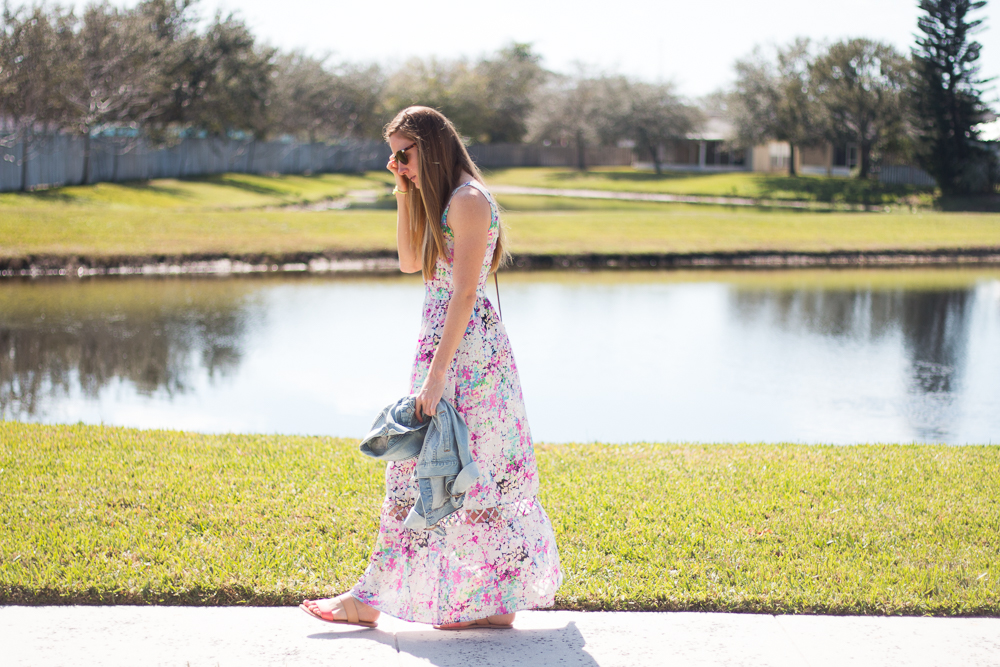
[300, 594, 378, 628]
[434, 617, 514, 631]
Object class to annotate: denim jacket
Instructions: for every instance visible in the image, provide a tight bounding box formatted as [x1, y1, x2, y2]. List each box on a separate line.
[359, 396, 480, 534]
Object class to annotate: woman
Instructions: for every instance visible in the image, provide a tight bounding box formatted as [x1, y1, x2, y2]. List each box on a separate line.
[301, 107, 562, 630]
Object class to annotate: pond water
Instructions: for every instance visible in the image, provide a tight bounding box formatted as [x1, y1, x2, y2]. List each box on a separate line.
[1, 269, 998, 444]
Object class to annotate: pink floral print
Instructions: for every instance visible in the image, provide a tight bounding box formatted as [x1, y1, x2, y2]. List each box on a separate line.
[351, 181, 562, 624]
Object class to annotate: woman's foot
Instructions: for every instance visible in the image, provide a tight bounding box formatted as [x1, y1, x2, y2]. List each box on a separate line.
[300, 593, 380, 627]
[434, 612, 515, 630]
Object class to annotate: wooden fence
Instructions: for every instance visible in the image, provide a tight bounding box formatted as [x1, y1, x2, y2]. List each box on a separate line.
[0, 132, 947, 191]
[467, 143, 634, 168]
[0, 134, 389, 192]
[0, 134, 640, 191]
[875, 164, 937, 187]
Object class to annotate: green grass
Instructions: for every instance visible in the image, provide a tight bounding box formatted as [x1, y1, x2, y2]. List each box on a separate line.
[0, 172, 394, 210]
[500, 203, 1000, 254]
[484, 167, 937, 206]
[0, 206, 398, 257]
[2, 171, 998, 259]
[2, 421, 998, 615]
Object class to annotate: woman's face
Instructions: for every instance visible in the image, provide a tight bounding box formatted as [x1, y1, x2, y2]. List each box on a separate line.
[389, 133, 420, 189]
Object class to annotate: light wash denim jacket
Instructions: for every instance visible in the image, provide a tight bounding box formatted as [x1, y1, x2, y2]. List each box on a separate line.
[359, 396, 480, 534]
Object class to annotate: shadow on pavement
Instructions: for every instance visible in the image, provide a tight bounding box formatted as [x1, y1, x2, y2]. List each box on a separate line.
[309, 620, 600, 666]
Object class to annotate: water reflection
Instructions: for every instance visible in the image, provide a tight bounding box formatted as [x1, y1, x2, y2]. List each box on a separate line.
[730, 286, 975, 441]
[0, 280, 255, 419]
[1, 271, 998, 444]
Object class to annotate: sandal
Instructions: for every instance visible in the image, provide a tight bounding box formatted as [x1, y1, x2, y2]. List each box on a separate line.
[300, 594, 378, 628]
[434, 617, 514, 631]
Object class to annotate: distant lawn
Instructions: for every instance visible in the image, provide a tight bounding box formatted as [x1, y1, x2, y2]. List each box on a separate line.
[1, 172, 998, 259]
[0, 172, 393, 210]
[484, 167, 937, 206]
[2, 421, 997, 615]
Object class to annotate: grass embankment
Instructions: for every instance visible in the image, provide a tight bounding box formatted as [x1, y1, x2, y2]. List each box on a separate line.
[2, 172, 1000, 258]
[2, 421, 997, 615]
[485, 167, 938, 206]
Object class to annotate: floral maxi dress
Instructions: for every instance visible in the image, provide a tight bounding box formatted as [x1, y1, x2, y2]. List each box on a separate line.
[351, 180, 563, 624]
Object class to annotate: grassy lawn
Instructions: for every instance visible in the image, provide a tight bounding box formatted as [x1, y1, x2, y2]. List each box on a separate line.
[484, 167, 937, 206]
[0, 172, 394, 210]
[1, 172, 998, 259]
[2, 421, 997, 615]
[500, 202, 1000, 254]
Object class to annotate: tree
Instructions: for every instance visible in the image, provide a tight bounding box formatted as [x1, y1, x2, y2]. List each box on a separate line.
[61, 3, 162, 184]
[731, 39, 821, 176]
[143, 7, 275, 139]
[810, 39, 911, 179]
[383, 56, 486, 140]
[911, 0, 997, 194]
[473, 43, 546, 143]
[0, 3, 74, 190]
[597, 77, 702, 175]
[271, 52, 337, 141]
[528, 71, 607, 170]
[326, 62, 384, 140]
[383, 43, 545, 143]
[185, 13, 275, 138]
[271, 54, 384, 142]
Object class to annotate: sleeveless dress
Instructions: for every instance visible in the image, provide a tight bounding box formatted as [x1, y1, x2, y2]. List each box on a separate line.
[350, 180, 562, 625]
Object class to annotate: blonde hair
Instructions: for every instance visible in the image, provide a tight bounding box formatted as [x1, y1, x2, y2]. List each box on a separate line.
[384, 106, 508, 279]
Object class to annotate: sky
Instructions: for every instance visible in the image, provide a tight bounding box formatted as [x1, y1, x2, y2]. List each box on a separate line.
[183, 0, 1000, 100]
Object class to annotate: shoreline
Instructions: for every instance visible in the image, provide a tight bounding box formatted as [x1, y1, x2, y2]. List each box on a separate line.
[3, 247, 1000, 279]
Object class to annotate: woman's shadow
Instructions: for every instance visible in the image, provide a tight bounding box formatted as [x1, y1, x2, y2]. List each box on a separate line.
[309, 619, 600, 666]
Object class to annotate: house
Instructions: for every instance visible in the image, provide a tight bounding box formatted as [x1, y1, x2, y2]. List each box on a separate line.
[634, 115, 860, 175]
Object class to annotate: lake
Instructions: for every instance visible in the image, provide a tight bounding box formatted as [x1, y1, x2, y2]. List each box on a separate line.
[1, 269, 998, 444]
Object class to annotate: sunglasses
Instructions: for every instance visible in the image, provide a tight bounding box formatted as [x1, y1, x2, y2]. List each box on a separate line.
[392, 142, 417, 165]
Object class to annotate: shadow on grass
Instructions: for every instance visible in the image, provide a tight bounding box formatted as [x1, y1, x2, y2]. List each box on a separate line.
[23, 180, 193, 203]
[935, 194, 1000, 213]
[194, 174, 292, 197]
[757, 175, 934, 205]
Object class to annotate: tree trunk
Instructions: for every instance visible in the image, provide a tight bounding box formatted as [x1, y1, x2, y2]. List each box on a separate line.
[789, 144, 797, 177]
[859, 141, 872, 179]
[641, 131, 661, 175]
[650, 141, 662, 176]
[19, 129, 30, 193]
[575, 129, 586, 171]
[247, 139, 256, 174]
[81, 132, 91, 185]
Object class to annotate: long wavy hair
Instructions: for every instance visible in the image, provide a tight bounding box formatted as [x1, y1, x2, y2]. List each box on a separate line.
[384, 106, 508, 279]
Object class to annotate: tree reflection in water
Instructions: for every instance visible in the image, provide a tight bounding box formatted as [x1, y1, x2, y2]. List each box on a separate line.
[0, 279, 255, 420]
[731, 285, 972, 442]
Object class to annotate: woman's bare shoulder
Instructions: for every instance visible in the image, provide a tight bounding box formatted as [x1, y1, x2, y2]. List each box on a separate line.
[447, 184, 492, 224]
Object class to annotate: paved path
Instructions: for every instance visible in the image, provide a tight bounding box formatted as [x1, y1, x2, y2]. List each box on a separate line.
[3, 607, 999, 666]
[489, 185, 886, 211]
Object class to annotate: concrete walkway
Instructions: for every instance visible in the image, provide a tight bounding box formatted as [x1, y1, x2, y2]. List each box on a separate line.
[3, 607, 999, 667]
[489, 185, 888, 211]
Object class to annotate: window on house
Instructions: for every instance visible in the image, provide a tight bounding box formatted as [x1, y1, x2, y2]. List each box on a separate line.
[769, 142, 790, 170]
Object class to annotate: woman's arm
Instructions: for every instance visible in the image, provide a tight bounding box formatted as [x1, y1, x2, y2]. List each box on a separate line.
[387, 158, 421, 273]
[413, 187, 492, 420]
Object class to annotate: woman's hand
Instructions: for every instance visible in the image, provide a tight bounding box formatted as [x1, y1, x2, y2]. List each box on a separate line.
[387, 152, 420, 272]
[415, 369, 447, 421]
[386, 156, 409, 192]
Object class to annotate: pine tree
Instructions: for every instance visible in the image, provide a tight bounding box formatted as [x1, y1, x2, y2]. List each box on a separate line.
[911, 0, 998, 195]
